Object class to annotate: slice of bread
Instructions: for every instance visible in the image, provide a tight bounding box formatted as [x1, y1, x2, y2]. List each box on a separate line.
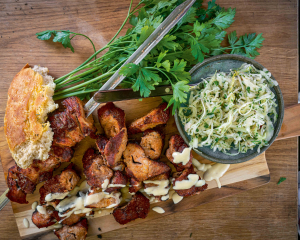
[4, 64, 58, 168]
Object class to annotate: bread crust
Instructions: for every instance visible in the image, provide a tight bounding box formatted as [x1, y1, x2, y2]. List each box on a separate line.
[4, 64, 57, 168]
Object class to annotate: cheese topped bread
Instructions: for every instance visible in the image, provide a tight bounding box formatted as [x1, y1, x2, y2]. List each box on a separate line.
[4, 64, 58, 168]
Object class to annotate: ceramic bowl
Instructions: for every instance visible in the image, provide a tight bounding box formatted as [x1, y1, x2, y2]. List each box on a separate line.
[174, 54, 284, 164]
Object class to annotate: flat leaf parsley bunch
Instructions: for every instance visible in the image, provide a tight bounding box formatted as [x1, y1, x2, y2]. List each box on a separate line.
[36, 0, 264, 114]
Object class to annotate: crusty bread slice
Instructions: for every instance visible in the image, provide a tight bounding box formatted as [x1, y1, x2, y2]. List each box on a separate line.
[4, 64, 58, 168]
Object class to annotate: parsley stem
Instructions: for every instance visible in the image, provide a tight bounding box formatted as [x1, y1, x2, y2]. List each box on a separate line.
[70, 33, 97, 59]
[54, 71, 115, 96]
[56, 66, 102, 87]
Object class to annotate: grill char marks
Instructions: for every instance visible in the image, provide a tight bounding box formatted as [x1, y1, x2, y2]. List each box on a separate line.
[128, 102, 170, 134]
[97, 102, 128, 169]
[123, 143, 170, 182]
[172, 165, 208, 197]
[113, 192, 150, 225]
[39, 163, 80, 205]
[32, 205, 60, 228]
[54, 218, 88, 240]
[82, 148, 113, 188]
[50, 96, 96, 148]
[6, 145, 73, 204]
[166, 134, 193, 172]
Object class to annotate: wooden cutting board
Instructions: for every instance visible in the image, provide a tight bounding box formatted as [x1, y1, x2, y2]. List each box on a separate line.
[1, 96, 296, 240]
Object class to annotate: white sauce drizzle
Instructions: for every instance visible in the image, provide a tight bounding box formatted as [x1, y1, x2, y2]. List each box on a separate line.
[152, 207, 165, 214]
[101, 179, 109, 189]
[37, 205, 47, 215]
[203, 163, 230, 188]
[68, 180, 90, 197]
[173, 174, 199, 190]
[23, 218, 29, 228]
[192, 158, 212, 172]
[143, 180, 170, 196]
[173, 174, 206, 190]
[172, 148, 191, 165]
[172, 193, 183, 204]
[45, 192, 69, 202]
[31, 201, 38, 210]
[55, 191, 121, 221]
[161, 194, 169, 201]
[195, 179, 206, 187]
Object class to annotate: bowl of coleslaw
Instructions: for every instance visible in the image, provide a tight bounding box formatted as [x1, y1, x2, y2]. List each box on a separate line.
[174, 54, 284, 164]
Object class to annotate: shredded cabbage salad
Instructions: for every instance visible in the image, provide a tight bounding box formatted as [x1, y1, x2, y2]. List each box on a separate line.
[179, 64, 278, 154]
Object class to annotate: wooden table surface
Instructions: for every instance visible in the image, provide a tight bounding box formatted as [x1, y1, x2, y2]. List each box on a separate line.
[0, 0, 298, 239]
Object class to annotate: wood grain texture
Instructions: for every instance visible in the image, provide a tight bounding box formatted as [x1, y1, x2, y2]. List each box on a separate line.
[276, 104, 300, 140]
[0, 0, 298, 239]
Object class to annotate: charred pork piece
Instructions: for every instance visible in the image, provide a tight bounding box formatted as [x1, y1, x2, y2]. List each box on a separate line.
[173, 165, 208, 197]
[140, 130, 164, 160]
[144, 172, 170, 201]
[6, 145, 74, 204]
[96, 131, 127, 170]
[60, 213, 88, 226]
[54, 218, 88, 240]
[85, 188, 121, 209]
[105, 171, 128, 193]
[128, 102, 170, 134]
[39, 163, 80, 205]
[166, 134, 193, 172]
[128, 178, 143, 193]
[50, 96, 96, 148]
[82, 148, 113, 188]
[113, 192, 150, 225]
[63, 97, 95, 136]
[32, 205, 60, 228]
[97, 102, 126, 138]
[123, 143, 170, 182]
[6, 167, 28, 204]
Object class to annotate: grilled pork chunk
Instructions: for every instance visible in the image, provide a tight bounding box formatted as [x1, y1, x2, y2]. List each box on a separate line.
[96, 131, 127, 170]
[97, 102, 128, 169]
[128, 102, 170, 134]
[172, 165, 208, 197]
[32, 205, 60, 228]
[123, 143, 170, 181]
[140, 130, 164, 160]
[39, 163, 80, 205]
[105, 170, 128, 193]
[6, 145, 73, 204]
[82, 148, 113, 188]
[50, 96, 96, 148]
[113, 192, 150, 225]
[97, 102, 126, 138]
[60, 212, 89, 226]
[54, 218, 88, 240]
[128, 177, 143, 194]
[166, 134, 193, 172]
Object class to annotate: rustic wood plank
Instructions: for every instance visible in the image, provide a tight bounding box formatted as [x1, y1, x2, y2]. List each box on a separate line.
[276, 104, 300, 140]
[0, 0, 297, 239]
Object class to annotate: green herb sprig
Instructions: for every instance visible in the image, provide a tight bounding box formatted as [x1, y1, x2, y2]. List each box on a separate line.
[36, 0, 265, 113]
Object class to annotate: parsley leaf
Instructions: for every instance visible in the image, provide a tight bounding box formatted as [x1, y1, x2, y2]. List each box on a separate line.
[132, 69, 156, 97]
[277, 177, 286, 185]
[209, 8, 236, 30]
[172, 81, 190, 103]
[36, 30, 96, 53]
[119, 63, 140, 76]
